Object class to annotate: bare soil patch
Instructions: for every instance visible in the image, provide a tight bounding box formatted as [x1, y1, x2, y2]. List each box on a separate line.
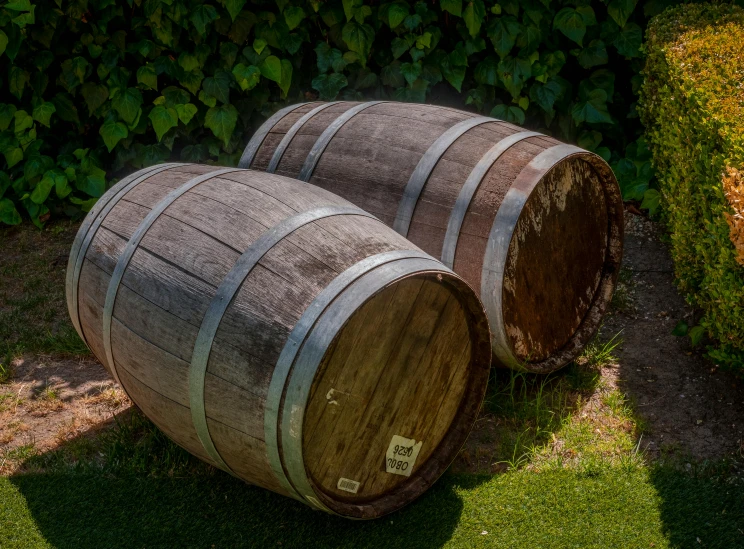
[0, 355, 129, 474]
[604, 214, 744, 461]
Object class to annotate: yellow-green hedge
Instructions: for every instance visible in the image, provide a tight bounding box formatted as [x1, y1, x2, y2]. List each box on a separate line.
[641, 2, 744, 370]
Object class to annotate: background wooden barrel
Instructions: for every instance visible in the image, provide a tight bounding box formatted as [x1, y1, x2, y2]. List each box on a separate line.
[240, 101, 624, 374]
[65, 164, 491, 519]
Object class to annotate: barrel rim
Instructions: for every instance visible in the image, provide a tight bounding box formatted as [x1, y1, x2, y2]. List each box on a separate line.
[279, 263, 491, 519]
[483, 148, 624, 373]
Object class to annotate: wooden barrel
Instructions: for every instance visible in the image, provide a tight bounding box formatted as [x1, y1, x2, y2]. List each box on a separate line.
[65, 164, 491, 519]
[240, 101, 624, 374]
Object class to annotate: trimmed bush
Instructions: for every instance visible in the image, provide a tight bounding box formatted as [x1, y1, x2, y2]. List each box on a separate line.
[0, 0, 674, 227]
[641, 2, 744, 370]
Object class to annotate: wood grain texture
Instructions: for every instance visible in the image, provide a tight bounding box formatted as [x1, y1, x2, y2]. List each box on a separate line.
[69, 163, 491, 519]
[247, 101, 623, 373]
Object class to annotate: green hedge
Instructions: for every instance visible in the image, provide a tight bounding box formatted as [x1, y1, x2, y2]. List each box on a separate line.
[641, 2, 744, 370]
[0, 0, 674, 227]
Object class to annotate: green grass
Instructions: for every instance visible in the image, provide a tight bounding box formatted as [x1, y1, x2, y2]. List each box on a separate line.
[1, 464, 742, 548]
[0, 221, 90, 362]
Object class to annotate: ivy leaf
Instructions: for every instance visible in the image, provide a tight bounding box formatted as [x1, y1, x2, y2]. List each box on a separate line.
[440, 0, 462, 17]
[176, 103, 198, 125]
[9, 66, 29, 99]
[490, 104, 525, 124]
[14, 109, 33, 132]
[0, 198, 21, 225]
[205, 104, 238, 148]
[99, 120, 129, 152]
[81, 82, 110, 115]
[112, 88, 143, 125]
[640, 188, 660, 215]
[259, 55, 282, 83]
[400, 61, 422, 86]
[607, 0, 637, 28]
[487, 16, 521, 58]
[279, 59, 293, 98]
[51, 93, 79, 124]
[137, 65, 158, 90]
[613, 23, 642, 57]
[474, 56, 498, 86]
[0, 31, 8, 57]
[77, 174, 106, 197]
[4, 147, 23, 168]
[577, 40, 608, 69]
[529, 78, 563, 115]
[689, 325, 705, 347]
[30, 173, 55, 204]
[463, 0, 485, 37]
[284, 6, 306, 30]
[497, 55, 532, 98]
[32, 102, 55, 127]
[191, 4, 219, 34]
[671, 320, 688, 337]
[554, 7, 586, 46]
[312, 73, 348, 100]
[224, 0, 246, 21]
[4, 0, 32, 11]
[342, 21, 374, 65]
[572, 88, 612, 125]
[203, 70, 232, 104]
[387, 2, 409, 28]
[148, 106, 178, 142]
[232, 63, 261, 91]
[0, 104, 16, 130]
[253, 38, 267, 55]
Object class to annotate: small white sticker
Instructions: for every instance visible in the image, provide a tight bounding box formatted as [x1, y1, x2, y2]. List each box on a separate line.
[337, 477, 361, 494]
[385, 435, 423, 477]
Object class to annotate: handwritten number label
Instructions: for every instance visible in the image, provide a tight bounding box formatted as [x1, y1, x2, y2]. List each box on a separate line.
[385, 435, 423, 477]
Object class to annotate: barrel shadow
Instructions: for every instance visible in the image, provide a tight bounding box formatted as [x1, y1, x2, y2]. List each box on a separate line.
[11, 420, 479, 549]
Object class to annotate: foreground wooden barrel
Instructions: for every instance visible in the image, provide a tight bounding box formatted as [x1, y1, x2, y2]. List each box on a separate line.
[240, 102, 624, 374]
[65, 164, 491, 519]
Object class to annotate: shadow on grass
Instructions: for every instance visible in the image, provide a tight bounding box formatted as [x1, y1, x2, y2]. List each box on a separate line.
[649, 464, 744, 548]
[8, 466, 472, 549]
[7, 408, 485, 549]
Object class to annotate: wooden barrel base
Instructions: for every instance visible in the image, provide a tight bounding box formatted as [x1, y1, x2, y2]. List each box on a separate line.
[493, 153, 622, 372]
[300, 273, 490, 518]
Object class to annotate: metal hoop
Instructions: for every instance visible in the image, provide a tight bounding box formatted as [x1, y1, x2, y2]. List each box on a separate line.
[264, 249, 438, 511]
[189, 205, 376, 477]
[481, 144, 583, 368]
[267, 102, 341, 173]
[441, 131, 541, 268]
[101, 168, 241, 388]
[298, 101, 387, 182]
[67, 163, 184, 350]
[393, 116, 498, 237]
[238, 103, 312, 169]
[279, 255, 453, 513]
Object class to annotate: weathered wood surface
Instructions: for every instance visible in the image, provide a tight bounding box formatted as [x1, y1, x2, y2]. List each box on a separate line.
[242, 101, 624, 374]
[67, 164, 491, 519]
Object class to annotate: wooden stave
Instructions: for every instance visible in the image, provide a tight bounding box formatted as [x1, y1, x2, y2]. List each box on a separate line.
[241, 102, 624, 374]
[67, 164, 491, 518]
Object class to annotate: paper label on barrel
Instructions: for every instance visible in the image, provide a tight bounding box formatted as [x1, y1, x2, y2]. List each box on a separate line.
[385, 435, 423, 477]
[337, 477, 361, 494]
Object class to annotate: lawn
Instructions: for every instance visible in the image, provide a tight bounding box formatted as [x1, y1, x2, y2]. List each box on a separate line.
[1, 218, 744, 548]
[2, 465, 743, 548]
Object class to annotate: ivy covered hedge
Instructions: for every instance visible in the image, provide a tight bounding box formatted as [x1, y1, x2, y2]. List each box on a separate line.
[641, 2, 744, 371]
[0, 0, 672, 227]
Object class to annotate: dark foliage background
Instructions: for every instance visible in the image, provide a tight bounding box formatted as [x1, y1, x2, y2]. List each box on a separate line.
[0, 0, 677, 226]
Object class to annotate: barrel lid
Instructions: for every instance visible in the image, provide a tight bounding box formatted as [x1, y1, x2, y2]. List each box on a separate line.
[485, 148, 623, 372]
